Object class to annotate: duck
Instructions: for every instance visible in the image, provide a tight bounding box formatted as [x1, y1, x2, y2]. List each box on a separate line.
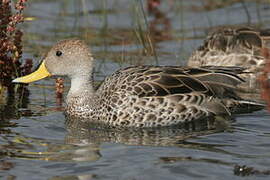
[12, 39, 264, 128]
[188, 27, 270, 90]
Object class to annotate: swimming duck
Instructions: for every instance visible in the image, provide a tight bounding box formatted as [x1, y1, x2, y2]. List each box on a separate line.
[13, 39, 263, 128]
[188, 27, 270, 90]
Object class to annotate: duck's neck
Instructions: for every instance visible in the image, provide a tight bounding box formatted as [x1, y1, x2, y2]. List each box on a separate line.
[67, 73, 95, 99]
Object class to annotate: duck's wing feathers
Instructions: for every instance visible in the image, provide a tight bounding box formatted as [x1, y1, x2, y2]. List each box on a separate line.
[113, 66, 244, 99]
[198, 27, 270, 55]
[98, 66, 264, 119]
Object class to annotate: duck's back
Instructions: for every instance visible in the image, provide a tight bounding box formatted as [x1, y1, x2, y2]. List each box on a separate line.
[188, 27, 270, 88]
[90, 66, 260, 128]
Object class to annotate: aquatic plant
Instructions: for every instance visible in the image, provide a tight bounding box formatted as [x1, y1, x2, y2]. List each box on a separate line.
[55, 78, 64, 105]
[0, 0, 65, 104]
[0, 0, 30, 87]
[147, 0, 160, 13]
[147, 0, 171, 42]
[0, 0, 33, 118]
[133, 0, 157, 58]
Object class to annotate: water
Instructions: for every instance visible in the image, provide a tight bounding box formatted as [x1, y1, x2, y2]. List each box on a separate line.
[1, 0, 270, 179]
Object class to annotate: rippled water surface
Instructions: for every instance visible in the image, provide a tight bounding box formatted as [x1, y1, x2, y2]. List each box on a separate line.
[1, 0, 270, 179]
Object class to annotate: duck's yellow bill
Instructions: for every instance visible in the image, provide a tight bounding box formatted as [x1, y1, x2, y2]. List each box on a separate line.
[12, 61, 51, 83]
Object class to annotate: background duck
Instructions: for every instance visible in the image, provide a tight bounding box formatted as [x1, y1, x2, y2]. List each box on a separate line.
[188, 27, 270, 91]
[12, 39, 264, 128]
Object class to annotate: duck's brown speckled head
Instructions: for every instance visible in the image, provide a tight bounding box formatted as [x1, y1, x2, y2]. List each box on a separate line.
[13, 39, 94, 83]
[45, 39, 94, 77]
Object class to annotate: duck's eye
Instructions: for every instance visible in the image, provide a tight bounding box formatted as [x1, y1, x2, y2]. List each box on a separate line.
[56, 51, 62, 57]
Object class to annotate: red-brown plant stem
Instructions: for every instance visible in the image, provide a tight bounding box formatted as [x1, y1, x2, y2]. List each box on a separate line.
[55, 78, 64, 105]
[0, 0, 28, 87]
[259, 48, 270, 111]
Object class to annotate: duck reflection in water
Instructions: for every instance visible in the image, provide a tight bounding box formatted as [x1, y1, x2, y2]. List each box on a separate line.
[65, 114, 231, 147]
[0, 85, 30, 121]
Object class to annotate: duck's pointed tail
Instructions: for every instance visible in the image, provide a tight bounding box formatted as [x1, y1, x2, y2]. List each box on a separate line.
[225, 99, 266, 114]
